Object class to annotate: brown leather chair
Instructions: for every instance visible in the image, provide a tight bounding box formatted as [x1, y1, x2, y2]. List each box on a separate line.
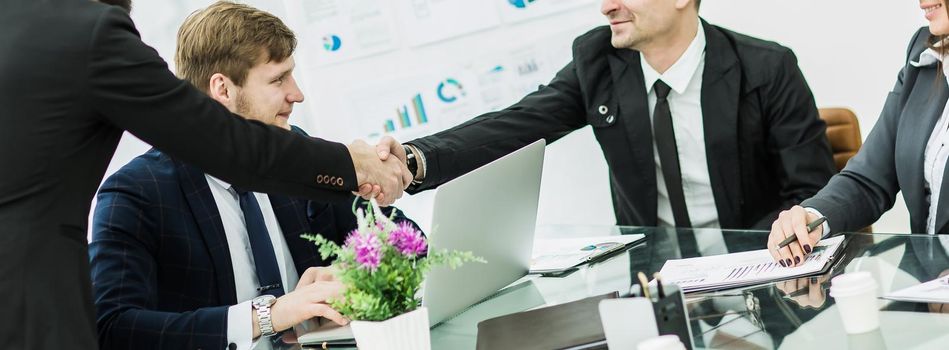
[819, 108, 863, 172]
[819, 107, 871, 232]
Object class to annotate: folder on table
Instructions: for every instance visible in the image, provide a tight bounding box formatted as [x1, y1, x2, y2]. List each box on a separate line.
[657, 236, 846, 293]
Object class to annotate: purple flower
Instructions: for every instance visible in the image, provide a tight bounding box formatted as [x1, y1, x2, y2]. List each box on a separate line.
[388, 222, 427, 257]
[346, 230, 382, 271]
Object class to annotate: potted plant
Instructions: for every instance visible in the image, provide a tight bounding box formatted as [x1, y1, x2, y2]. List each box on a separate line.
[303, 199, 483, 350]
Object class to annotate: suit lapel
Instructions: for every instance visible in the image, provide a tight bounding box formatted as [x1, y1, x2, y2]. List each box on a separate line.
[175, 161, 238, 304]
[699, 21, 742, 228]
[609, 48, 659, 225]
[269, 195, 324, 275]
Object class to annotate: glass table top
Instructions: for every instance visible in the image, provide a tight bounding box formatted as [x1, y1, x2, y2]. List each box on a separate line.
[296, 225, 949, 349]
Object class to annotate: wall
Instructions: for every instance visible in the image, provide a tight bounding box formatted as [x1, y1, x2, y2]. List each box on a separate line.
[95, 0, 927, 235]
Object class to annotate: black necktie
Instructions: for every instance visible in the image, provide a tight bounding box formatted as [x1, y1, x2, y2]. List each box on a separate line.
[652, 80, 693, 228]
[234, 188, 285, 297]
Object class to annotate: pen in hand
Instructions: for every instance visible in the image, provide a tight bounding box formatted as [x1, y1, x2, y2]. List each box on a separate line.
[777, 216, 827, 250]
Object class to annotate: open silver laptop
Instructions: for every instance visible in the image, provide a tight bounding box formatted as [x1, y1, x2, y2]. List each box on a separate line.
[297, 139, 545, 344]
[422, 138, 545, 325]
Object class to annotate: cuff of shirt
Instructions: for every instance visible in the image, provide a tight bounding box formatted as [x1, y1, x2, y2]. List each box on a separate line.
[405, 143, 427, 184]
[226, 300, 261, 350]
[803, 207, 831, 238]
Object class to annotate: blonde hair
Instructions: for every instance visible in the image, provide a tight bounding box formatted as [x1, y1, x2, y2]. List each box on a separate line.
[175, 1, 296, 93]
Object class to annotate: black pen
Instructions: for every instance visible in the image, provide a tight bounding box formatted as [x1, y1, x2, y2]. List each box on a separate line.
[302, 341, 358, 349]
[777, 216, 827, 249]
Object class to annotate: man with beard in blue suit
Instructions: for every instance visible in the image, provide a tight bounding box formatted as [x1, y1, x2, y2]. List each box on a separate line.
[89, 3, 418, 349]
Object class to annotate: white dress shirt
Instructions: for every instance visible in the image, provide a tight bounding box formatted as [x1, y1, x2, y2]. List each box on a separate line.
[641, 21, 720, 229]
[206, 175, 300, 350]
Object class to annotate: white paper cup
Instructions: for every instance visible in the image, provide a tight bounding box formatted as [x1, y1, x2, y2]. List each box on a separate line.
[830, 272, 880, 334]
[637, 335, 686, 350]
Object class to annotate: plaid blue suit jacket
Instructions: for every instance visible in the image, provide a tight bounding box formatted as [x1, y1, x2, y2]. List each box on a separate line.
[89, 132, 416, 350]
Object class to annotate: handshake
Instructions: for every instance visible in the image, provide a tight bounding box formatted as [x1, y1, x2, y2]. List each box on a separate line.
[347, 136, 414, 206]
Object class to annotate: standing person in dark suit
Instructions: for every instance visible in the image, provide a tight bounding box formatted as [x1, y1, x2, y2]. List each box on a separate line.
[376, 0, 835, 232]
[0, 0, 409, 349]
[90, 5, 420, 349]
[769, 0, 949, 267]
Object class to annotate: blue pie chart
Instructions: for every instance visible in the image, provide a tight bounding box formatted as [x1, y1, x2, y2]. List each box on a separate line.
[323, 35, 342, 52]
[437, 78, 465, 103]
[508, 0, 537, 9]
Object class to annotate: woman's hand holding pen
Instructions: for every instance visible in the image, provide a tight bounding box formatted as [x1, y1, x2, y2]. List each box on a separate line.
[768, 205, 823, 268]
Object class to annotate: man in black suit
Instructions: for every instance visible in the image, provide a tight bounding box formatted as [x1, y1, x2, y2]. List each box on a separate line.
[381, 0, 835, 231]
[0, 0, 408, 349]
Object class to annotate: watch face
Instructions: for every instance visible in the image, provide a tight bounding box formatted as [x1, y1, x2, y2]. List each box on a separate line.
[254, 294, 277, 308]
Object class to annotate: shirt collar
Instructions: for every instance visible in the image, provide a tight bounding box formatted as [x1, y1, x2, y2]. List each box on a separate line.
[642, 20, 706, 95]
[911, 39, 949, 78]
[206, 174, 233, 192]
[911, 47, 942, 68]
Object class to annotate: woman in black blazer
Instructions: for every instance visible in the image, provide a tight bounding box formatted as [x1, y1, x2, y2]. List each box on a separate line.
[769, 1, 949, 266]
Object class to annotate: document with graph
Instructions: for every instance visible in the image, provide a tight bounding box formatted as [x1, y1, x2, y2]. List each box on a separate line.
[883, 275, 949, 304]
[657, 236, 845, 293]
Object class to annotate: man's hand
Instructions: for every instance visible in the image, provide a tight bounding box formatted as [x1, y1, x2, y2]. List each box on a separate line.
[372, 136, 412, 188]
[354, 136, 413, 204]
[768, 205, 823, 268]
[348, 139, 405, 206]
[375, 136, 410, 179]
[252, 280, 347, 339]
[295, 266, 337, 290]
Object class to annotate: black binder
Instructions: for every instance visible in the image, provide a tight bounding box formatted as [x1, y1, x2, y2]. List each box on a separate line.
[475, 292, 618, 350]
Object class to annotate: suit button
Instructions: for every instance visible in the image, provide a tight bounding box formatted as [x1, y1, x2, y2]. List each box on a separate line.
[598, 105, 608, 115]
[228, 343, 237, 350]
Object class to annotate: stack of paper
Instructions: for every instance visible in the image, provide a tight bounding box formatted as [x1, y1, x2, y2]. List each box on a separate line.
[657, 236, 845, 293]
[529, 234, 646, 274]
[883, 275, 949, 304]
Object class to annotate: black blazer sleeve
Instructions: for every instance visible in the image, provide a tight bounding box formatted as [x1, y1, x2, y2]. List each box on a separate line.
[800, 29, 927, 232]
[406, 59, 588, 192]
[750, 48, 837, 229]
[85, 7, 356, 200]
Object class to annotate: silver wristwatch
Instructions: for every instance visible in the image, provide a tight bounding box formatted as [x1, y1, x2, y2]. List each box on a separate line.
[251, 295, 278, 337]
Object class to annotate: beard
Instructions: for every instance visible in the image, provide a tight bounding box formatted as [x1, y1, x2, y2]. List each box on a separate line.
[235, 92, 255, 120]
[97, 0, 131, 13]
[233, 92, 288, 129]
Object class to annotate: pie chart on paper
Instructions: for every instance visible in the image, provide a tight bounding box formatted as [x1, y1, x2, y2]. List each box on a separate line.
[322, 34, 342, 52]
[508, 0, 538, 9]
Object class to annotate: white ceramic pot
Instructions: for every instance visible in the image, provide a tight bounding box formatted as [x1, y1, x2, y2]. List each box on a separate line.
[350, 306, 431, 350]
